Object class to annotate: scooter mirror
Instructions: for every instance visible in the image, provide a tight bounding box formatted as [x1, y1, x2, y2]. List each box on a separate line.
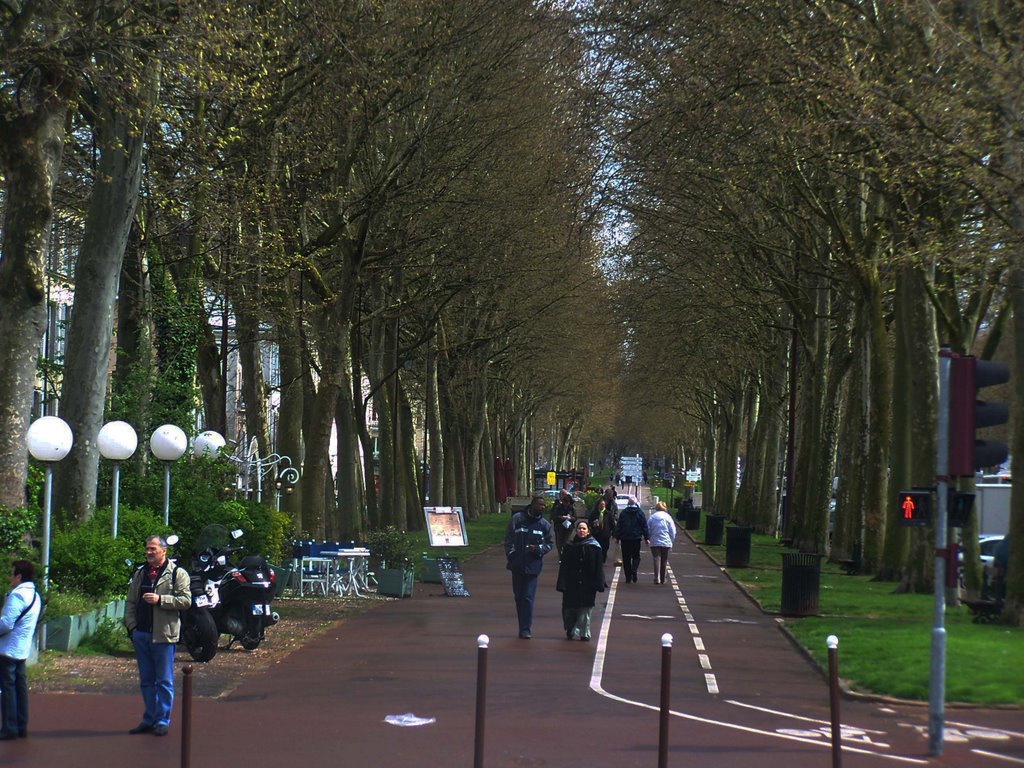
[166, 534, 180, 547]
[230, 529, 244, 540]
[217, 555, 227, 565]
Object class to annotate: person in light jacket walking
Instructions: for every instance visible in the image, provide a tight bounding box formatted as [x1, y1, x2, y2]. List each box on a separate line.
[0, 560, 42, 740]
[647, 501, 677, 584]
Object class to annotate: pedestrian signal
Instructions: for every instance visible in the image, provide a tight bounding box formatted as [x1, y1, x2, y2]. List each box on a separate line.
[897, 489, 931, 527]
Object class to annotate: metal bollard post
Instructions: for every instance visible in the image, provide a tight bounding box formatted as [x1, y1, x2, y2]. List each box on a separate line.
[659, 633, 673, 768]
[827, 635, 841, 768]
[474, 634, 489, 768]
[181, 664, 193, 768]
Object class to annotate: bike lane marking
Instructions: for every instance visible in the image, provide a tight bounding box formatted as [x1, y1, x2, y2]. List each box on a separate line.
[589, 562, 928, 765]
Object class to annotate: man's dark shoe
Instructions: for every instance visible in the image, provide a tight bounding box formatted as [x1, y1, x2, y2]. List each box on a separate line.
[17, 730, 26, 738]
[518, 630, 531, 639]
[0, 732, 18, 741]
[152, 724, 169, 736]
[129, 723, 154, 735]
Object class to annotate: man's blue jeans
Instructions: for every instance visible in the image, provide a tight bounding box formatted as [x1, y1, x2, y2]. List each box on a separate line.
[511, 572, 539, 634]
[131, 630, 175, 727]
[0, 655, 28, 735]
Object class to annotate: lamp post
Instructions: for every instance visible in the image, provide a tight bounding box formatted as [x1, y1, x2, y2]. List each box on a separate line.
[98, 421, 138, 538]
[150, 424, 187, 526]
[276, 465, 300, 512]
[27, 416, 74, 591]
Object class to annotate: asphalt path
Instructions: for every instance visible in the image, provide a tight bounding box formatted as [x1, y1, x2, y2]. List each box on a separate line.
[6, 499, 1023, 767]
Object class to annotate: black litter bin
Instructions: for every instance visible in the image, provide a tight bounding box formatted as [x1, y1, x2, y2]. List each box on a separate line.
[685, 506, 701, 530]
[780, 553, 822, 616]
[704, 514, 725, 546]
[725, 525, 752, 567]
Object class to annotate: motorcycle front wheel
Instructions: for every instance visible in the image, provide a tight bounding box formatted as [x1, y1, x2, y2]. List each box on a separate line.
[183, 608, 219, 662]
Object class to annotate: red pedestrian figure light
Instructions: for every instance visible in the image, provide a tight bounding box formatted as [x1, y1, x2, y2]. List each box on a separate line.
[896, 489, 930, 527]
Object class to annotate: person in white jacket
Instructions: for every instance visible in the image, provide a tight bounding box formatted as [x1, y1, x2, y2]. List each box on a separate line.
[0, 560, 42, 739]
[647, 502, 677, 585]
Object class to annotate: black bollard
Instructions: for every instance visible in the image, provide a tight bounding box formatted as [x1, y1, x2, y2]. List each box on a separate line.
[659, 633, 673, 768]
[474, 634, 489, 768]
[827, 635, 841, 768]
[181, 664, 193, 768]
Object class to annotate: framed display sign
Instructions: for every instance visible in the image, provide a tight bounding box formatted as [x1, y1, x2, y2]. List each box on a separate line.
[424, 506, 468, 547]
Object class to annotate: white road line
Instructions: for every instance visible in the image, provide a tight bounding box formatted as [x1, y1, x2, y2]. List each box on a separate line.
[947, 720, 1024, 739]
[972, 749, 1024, 765]
[688, 622, 700, 635]
[699, 654, 712, 669]
[589, 563, 926, 765]
[726, 700, 887, 735]
[705, 673, 719, 694]
[693, 637, 705, 651]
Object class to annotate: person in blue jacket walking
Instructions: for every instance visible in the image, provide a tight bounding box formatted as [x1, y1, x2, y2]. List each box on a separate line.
[0, 560, 43, 740]
[504, 493, 554, 639]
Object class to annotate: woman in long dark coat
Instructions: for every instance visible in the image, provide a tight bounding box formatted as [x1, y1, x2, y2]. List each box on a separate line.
[556, 521, 606, 641]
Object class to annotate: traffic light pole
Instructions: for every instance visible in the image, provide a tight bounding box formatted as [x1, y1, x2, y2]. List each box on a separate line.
[929, 350, 951, 756]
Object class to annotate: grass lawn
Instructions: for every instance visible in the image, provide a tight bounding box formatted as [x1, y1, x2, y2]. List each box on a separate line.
[692, 522, 1024, 706]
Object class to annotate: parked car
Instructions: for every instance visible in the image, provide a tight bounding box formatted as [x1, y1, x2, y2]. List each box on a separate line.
[615, 494, 639, 509]
[957, 534, 1005, 590]
[979, 534, 1005, 587]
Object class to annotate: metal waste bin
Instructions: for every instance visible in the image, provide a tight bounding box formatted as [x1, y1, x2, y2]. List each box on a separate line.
[725, 525, 752, 567]
[780, 553, 822, 616]
[704, 514, 725, 546]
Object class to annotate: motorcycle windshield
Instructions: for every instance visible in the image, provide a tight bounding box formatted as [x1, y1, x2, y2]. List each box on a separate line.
[193, 524, 235, 561]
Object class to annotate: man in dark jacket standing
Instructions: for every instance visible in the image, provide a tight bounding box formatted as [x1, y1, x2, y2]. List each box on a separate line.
[504, 493, 554, 639]
[550, 489, 576, 558]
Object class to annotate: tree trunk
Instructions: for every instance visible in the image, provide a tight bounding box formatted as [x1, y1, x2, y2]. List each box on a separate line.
[0, 82, 71, 509]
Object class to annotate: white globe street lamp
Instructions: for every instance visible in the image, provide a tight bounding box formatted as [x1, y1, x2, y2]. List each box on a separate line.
[192, 430, 226, 458]
[27, 416, 73, 591]
[150, 424, 187, 525]
[98, 421, 138, 538]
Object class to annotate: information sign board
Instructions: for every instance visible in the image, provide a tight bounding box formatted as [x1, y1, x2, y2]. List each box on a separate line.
[424, 506, 468, 547]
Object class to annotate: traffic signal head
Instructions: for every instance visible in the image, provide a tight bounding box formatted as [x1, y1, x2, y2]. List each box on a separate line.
[949, 355, 1010, 476]
[947, 490, 975, 528]
[897, 489, 931, 527]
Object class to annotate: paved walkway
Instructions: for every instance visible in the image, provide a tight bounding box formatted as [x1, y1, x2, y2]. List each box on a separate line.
[6, 497, 1023, 766]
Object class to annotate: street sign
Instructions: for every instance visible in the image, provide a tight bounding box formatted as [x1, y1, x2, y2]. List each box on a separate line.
[546, 471, 556, 487]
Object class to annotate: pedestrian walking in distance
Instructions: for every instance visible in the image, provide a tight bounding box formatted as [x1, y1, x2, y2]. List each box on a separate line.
[615, 499, 649, 583]
[550, 488, 576, 558]
[556, 521, 605, 640]
[0, 560, 42, 739]
[504, 493, 554, 639]
[124, 535, 191, 736]
[647, 501, 677, 584]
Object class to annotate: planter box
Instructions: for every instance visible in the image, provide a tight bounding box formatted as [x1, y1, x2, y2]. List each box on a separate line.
[377, 568, 414, 597]
[43, 599, 126, 653]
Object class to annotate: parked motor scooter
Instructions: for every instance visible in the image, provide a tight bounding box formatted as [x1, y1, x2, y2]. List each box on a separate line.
[186, 524, 279, 658]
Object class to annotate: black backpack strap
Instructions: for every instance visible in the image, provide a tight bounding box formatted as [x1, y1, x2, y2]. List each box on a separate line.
[13, 592, 39, 626]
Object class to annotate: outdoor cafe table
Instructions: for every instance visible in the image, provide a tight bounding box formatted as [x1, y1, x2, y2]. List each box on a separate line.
[318, 548, 372, 596]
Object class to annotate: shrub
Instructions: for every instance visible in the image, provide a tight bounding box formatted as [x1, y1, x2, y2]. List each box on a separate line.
[365, 526, 415, 570]
[50, 506, 167, 600]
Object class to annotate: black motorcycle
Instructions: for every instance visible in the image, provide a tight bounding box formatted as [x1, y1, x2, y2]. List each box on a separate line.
[182, 525, 279, 662]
